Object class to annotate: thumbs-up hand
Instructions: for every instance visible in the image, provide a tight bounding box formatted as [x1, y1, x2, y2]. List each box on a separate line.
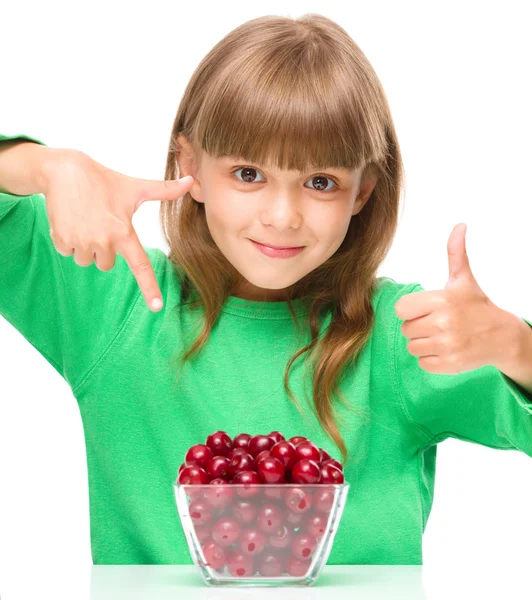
[395, 223, 522, 374]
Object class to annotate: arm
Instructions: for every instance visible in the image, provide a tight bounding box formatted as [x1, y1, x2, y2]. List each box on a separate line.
[0, 138, 54, 196]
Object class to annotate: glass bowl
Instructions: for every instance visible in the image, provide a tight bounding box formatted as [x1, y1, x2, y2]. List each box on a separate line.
[173, 482, 350, 587]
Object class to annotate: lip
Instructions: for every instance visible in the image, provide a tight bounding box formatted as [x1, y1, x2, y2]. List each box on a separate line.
[250, 239, 305, 250]
[249, 239, 305, 259]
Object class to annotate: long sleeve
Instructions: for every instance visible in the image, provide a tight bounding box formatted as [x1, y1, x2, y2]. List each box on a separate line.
[0, 132, 164, 393]
[393, 282, 532, 457]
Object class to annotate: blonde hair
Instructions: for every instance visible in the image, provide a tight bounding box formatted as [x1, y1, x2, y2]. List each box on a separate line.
[160, 14, 404, 466]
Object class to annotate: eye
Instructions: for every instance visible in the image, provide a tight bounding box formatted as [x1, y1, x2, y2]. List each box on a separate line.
[231, 167, 338, 193]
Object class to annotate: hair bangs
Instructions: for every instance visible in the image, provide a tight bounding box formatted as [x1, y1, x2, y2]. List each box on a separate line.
[192, 48, 376, 174]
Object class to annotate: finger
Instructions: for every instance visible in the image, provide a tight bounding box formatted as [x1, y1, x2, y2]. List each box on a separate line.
[73, 246, 96, 267]
[117, 232, 163, 312]
[92, 244, 117, 272]
[138, 175, 195, 203]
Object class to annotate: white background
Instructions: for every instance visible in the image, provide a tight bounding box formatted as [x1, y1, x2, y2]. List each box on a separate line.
[1, 1, 531, 597]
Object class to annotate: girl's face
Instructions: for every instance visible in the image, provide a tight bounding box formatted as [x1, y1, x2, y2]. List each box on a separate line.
[177, 137, 377, 301]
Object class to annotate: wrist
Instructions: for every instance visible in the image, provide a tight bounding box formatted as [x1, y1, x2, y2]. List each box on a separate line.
[40, 147, 87, 195]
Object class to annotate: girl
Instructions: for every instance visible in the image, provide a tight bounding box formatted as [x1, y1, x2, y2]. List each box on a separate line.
[1, 13, 531, 567]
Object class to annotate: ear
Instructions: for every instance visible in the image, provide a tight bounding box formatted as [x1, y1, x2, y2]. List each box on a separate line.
[352, 172, 378, 216]
[176, 134, 204, 203]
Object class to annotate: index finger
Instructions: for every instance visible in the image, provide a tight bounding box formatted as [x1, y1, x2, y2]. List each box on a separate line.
[117, 232, 163, 312]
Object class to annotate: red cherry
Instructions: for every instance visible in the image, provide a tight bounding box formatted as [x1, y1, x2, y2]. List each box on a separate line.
[288, 436, 307, 446]
[294, 441, 321, 463]
[206, 431, 233, 457]
[313, 487, 335, 513]
[319, 463, 344, 484]
[212, 516, 242, 548]
[258, 551, 285, 576]
[178, 465, 210, 485]
[285, 509, 305, 526]
[239, 526, 267, 556]
[229, 451, 255, 476]
[228, 447, 248, 460]
[194, 524, 210, 543]
[256, 502, 283, 535]
[270, 441, 298, 470]
[319, 448, 332, 462]
[232, 500, 259, 524]
[284, 487, 313, 514]
[263, 485, 285, 500]
[232, 470, 262, 498]
[185, 443, 214, 470]
[291, 459, 321, 484]
[285, 556, 310, 577]
[291, 531, 318, 561]
[322, 457, 343, 471]
[302, 511, 328, 538]
[248, 435, 275, 457]
[227, 549, 255, 577]
[268, 524, 293, 549]
[268, 431, 285, 444]
[188, 498, 214, 527]
[257, 456, 285, 484]
[254, 450, 272, 466]
[204, 479, 235, 509]
[178, 462, 186, 475]
[201, 540, 227, 570]
[233, 433, 252, 452]
[206, 455, 232, 481]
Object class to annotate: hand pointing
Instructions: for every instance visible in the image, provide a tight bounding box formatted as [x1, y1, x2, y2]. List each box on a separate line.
[41, 148, 195, 312]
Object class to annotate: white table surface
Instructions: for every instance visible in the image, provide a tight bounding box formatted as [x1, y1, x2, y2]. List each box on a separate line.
[1, 563, 530, 600]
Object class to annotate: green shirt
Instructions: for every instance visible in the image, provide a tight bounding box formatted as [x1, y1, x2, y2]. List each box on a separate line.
[1, 132, 532, 565]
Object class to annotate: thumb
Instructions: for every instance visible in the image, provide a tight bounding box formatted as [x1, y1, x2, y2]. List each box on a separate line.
[445, 222, 475, 288]
[139, 175, 195, 203]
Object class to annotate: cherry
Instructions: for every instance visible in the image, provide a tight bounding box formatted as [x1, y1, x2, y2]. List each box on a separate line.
[286, 556, 310, 577]
[256, 502, 283, 535]
[291, 531, 318, 561]
[178, 462, 186, 475]
[257, 456, 285, 484]
[229, 451, 255, 476]
[254, 450, 272, 465]
[202, 539, 227, 570]
[227, 549, 255, 577]
[270, 441, 298, 470]
[248, 435, 275, 457]
[313, 487, 335, 513]
[185, 443, 214, 470]
[288, 436, 307, 446]
[232, 470, 262, 498]
[284, 487, 313, 514]
[188, 498, 213, 526]
[239, 526, 267, 556]
[263, 485, 285, 500]
[291, 459, 321, 484]
[302, 511, 328, 538]
[228, 447, 247, 461]
[206, 431, 233, 458]
[194, 524, 210, 543]
[206, 456, 232, 481]
[285, 509, 305, 526]
[268, 431, 285, 444]
[295, 441, 321, 464]
[178, 465, 210, 485]
[212, 516, 242, 548]
[204, 479, 235, 509]
[232, 500, 258, 524]
[319, 448, 332, 462]
[258, 551, 285, 576]
[322, 457, 343, 471]
[233, 433, 252, 451]
[319, 463, 344, 484]
[269, 524, 293, 549]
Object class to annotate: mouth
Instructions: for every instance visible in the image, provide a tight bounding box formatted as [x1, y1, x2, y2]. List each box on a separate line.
[249, 239, 305, 250]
